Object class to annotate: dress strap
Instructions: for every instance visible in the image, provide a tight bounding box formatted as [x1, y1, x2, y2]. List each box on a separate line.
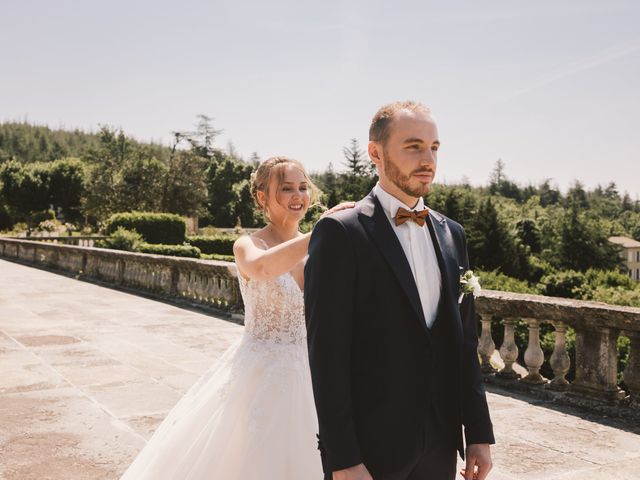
[254, 236, 269, 250]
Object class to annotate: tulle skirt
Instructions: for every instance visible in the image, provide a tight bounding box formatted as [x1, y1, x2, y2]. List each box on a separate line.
[120, 335, 323, 479]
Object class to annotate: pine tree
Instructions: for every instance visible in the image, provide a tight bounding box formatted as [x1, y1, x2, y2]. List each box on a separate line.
[342, 138, 366, 176]
[553, 202, 620, 272]
[467, 198, 528, 277]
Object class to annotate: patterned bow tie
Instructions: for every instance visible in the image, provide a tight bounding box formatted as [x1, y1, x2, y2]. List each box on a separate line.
[394, 207, 429, 226]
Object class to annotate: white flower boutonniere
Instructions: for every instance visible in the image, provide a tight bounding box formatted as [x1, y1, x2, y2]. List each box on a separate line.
[458, 269, 481, 304]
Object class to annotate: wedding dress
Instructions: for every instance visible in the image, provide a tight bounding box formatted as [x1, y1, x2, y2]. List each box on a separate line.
[120, 268, 322, 479]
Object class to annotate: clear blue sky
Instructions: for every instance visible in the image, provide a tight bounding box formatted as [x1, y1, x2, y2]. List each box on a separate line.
[2, 0, 639, 197]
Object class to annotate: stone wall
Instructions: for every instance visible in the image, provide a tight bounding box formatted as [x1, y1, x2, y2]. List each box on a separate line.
[0, 237, 242, 312]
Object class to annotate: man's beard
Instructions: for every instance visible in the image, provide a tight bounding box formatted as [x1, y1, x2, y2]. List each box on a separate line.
[382, 149, 432, 198]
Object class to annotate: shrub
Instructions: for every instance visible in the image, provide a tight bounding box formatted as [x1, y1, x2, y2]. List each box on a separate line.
[201, 253, 235, 262]
[197, 226, 219, 236]
[587, 287, 640, 307]
[137, 243, 201, 258]
[4, 222, 28, 236]
[187, 234, 239, 255]
[618, 335, 631, 387]
[103, 212, 186, 245]
[96, 227, 143, 251]
[476, 270, 538, 294]
[538, 270, 587, 299]
[37, 219, 60, 232]
[527, 255, 554, 283]
[300, 204, 327, 233]
[584, 269, 635, 290]
[29, 209, 55, 227]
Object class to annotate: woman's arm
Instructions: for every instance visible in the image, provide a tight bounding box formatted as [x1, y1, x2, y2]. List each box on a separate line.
[233, 234, 310, 281]
[233, 201, 356, 281]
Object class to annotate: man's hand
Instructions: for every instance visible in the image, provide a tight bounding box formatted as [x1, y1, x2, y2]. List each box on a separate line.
[460, 443, 492, 480]
[333, 463, 373, 480]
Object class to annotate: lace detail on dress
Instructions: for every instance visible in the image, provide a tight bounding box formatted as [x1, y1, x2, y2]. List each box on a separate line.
[236, 263, 310, 436]
[237, 272, 306, 345]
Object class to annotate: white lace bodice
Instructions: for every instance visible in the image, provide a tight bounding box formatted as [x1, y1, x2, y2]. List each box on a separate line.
[238, 271, 307, 345]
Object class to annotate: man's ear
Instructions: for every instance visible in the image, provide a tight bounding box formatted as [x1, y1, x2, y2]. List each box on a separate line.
[368, 141, 382, 166]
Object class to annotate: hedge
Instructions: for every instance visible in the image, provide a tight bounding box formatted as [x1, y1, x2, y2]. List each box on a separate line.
[187, 235, 238, 255]
[201, 253, 235, 262]
[103, 212, 186, 245]
[137, 243, 201, 258]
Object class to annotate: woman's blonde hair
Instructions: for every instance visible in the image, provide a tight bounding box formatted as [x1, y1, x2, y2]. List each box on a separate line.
[250, 156, 319, 219]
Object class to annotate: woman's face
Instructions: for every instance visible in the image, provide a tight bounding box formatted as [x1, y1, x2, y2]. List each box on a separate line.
[263, 164, 310, 225]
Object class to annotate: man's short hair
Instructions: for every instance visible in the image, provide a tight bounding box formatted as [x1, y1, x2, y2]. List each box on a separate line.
[369, 101, 431, 145]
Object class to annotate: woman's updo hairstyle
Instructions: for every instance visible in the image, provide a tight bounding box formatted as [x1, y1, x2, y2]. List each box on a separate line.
[250, 156, 319, 219]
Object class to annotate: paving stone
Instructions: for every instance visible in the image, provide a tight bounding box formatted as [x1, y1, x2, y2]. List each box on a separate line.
[0, 350, 67, 394]
[0, 387, 143, 479]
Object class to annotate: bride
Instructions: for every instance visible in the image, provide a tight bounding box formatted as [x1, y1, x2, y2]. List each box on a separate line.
[120, 156, 353, 479]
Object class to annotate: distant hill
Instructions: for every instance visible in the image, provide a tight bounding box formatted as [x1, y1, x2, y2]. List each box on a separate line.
[0, 122, 170, 163]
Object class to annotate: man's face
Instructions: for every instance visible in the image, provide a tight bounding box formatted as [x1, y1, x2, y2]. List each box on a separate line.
[369, 110, 439, 205]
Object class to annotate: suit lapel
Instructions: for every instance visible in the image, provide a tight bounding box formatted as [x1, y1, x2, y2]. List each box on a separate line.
[426, 212, 464, 337]
[426, 212, 458, 305]
[359, 193, 428, 331]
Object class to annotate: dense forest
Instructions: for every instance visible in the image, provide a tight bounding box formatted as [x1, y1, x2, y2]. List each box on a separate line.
[1, 119, 639, 306]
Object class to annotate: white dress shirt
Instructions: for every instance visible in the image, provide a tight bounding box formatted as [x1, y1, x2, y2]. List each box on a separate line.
[373, 183, 442, 328]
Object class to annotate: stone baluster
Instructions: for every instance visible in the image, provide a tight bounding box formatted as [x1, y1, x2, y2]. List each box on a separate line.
[522, 318, 546, 384]
[497, 318, 520, 379]
[548, 321, 571, 391]
[477, 314, 496, 373]
[188, 271, 197, 299]
[623, 332, 640, 407]
[571, 326, 623, 402]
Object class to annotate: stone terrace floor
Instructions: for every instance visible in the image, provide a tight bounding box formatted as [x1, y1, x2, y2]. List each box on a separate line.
[1, 258, 639, 480]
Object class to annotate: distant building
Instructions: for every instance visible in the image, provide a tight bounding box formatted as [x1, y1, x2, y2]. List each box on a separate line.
[609, 236, 640, 281]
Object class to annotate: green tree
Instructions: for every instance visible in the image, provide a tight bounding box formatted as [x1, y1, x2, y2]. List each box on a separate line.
[342, 138, 366, 176]
[175, 114, 222, 159]
[81, 127, 134, 221]
[161, 150, 208, 217]
[467, 197, 529, 277]
[0, 160, 49, 220]
[488, 159, 521, 201]
[312, 163, 339, 207]
[47, 158, 86, 222]
[204, 154, 253, 226]
[118, 154, 166, 212]
[537, 179, 561, 207]
[0, 121, 169, 164]
[427, 185, 478, 225]
[550, 202, 621, 272]
[565, 181, 589, 209]
[233, 179, 259, 227]
[515, 218, 541, 254]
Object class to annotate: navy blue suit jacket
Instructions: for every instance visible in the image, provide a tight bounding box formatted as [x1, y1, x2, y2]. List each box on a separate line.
[304, 191, 494, 474]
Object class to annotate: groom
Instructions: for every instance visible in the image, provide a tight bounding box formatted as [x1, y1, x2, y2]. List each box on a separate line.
[305, 101, 494, 480]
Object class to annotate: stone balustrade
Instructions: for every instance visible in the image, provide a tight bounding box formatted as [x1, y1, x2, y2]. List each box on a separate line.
[476, 290, 640, 408]
[0, 237, 242, 312]
[2, 236, 640, 410]
[10, 235, 107, 247]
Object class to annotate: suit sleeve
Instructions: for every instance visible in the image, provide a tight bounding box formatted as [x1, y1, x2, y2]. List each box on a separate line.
[458, 227, 496, 446]
[304, 216, 362, 471]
